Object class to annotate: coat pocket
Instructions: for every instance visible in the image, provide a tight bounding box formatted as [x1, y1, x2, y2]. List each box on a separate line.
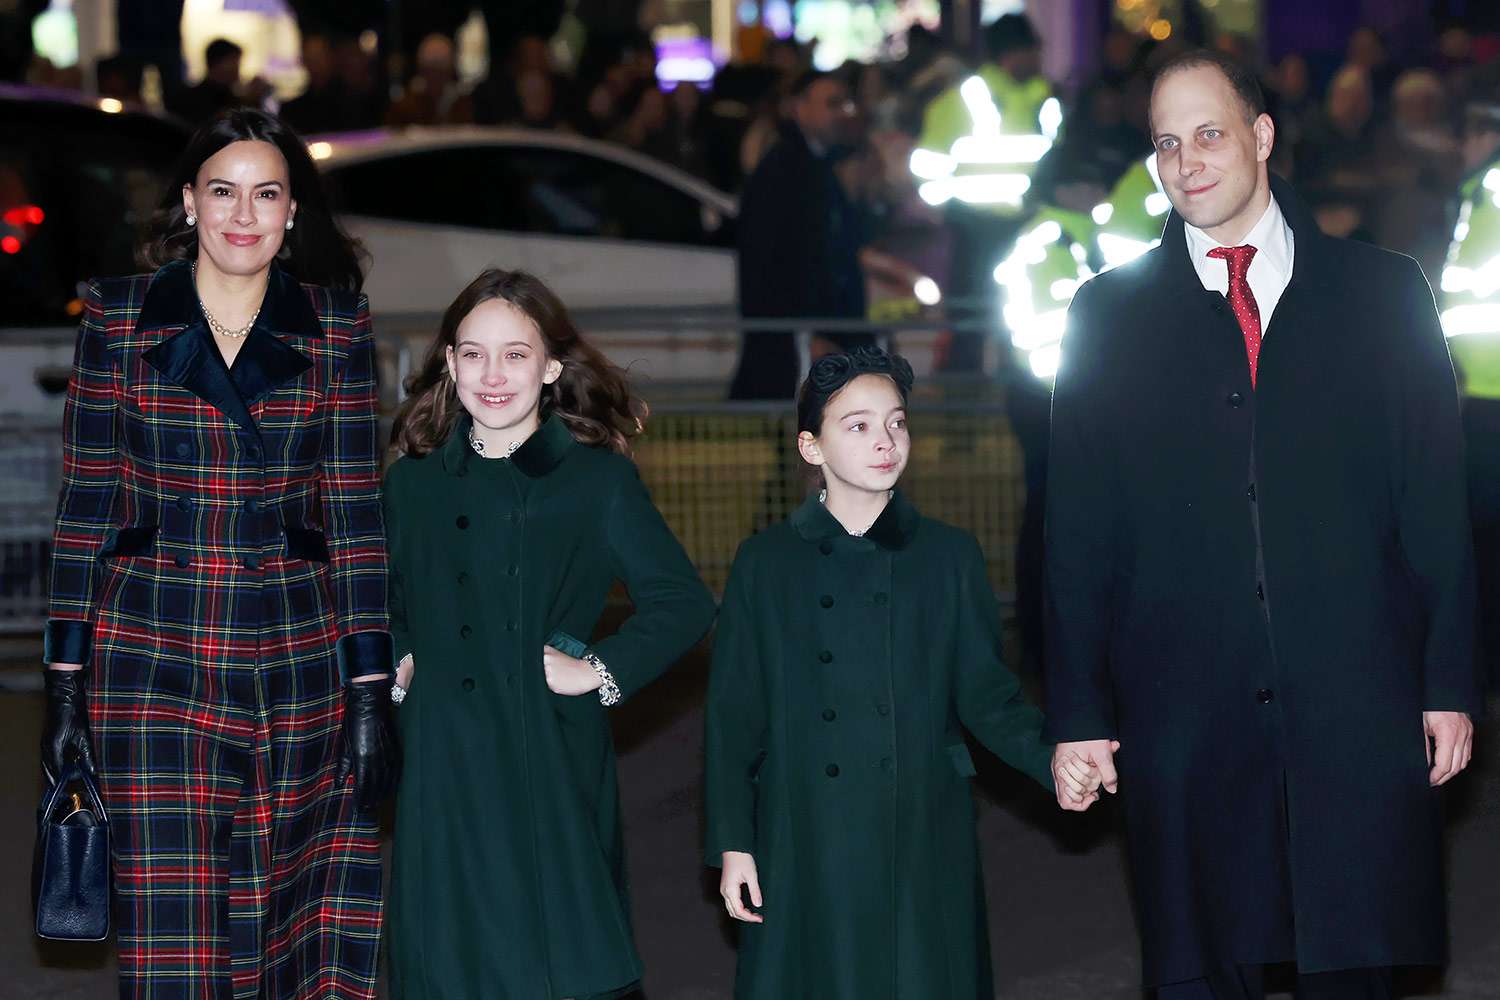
[99, 525, 158, 559]
[283, 526, 331, 563]
[945, 742, 978, 778]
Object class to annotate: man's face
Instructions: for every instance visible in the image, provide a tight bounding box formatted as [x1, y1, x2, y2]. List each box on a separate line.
[796, 79, 854, 148]
[1150, 65, 1273, 238]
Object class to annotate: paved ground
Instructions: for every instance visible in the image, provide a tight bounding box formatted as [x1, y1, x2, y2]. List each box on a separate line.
[3, 641, 1497, 999]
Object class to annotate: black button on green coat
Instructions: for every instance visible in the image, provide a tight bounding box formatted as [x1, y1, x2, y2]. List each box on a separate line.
[383, 415, 715, 1000]
[706, 492, 1055, 999]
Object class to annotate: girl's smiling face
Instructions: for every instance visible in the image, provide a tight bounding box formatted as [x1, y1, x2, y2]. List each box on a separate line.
[445, 298, 563, 437]
[797, 373, 910, 495]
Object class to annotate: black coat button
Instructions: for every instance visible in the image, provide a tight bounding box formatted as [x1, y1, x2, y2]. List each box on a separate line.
[1227, 391, 1245, 408]
[825, 764, 840, 777]
[1246, 484, 1257, 502]
[242, 555, 260, 571]
[456, 515, 469, 529]
[506, 621, 517, 632]
[174, 554, 190, 568]
[873, 592, 888, 605]
[457, 467, 468, 478]
[460, 625, 472, 639]
[819, 541, 834, 555]
[462, 678, 476, 692]
[876, 703, 890, 716]
[880, 757, 893, 772]
[175, 442, 191, 457]
[457, 572, 468, 586]
[819, 595, 834, 609]
[1256, 583, 1265, 601]
[246, 444, 262, 461]
[818, 650, 833, 664]
[822, 708, 836, 722]
[175, 495, 192, 511]
[1256, 688, 1274, 704]
[508, 565, 519, 576]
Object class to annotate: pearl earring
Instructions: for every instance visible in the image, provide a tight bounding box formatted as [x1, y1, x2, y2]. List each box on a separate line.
[285, 218, 294, 231]
[186, 215, 196, 226]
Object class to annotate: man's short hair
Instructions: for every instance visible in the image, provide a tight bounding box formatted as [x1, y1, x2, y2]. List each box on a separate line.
[205, 38, 243, 68]
[984, 13, 1040, 60]
[1152, 48, 1266, 123]
[790, 69, 833, 98]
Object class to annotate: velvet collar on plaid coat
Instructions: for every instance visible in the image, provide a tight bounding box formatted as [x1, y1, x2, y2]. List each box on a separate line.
[439, 411, 577, 478]
[139, 258, 321, 439]
[789, 488, 919, 551]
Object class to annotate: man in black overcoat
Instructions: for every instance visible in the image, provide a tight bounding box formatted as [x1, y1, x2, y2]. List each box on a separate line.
[1043, 50, 1482, 999]
[730, 69, 870, 400]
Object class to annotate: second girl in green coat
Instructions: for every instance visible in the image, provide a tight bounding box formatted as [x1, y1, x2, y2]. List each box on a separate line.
[382, 269, 715, 999]
[705, 347, 1103, 999]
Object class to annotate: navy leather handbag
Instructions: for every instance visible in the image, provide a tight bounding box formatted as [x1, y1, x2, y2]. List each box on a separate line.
[32, 764, 112, 940]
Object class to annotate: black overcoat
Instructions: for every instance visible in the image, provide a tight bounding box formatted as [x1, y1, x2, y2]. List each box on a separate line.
[1043, 176, 1482, 986]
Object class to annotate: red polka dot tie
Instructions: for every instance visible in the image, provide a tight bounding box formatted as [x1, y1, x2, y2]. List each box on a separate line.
[1207, 244, 1262, 386]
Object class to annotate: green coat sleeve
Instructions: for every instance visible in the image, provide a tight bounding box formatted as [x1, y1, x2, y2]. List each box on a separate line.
[953, 536, 1055, 791]
[703, 543, 767, 866]
[381, 463, 413, 666]
[589, 464, 716, 702]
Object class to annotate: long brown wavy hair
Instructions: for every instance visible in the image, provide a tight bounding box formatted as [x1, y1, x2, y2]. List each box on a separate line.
[391, 269, 647, 458]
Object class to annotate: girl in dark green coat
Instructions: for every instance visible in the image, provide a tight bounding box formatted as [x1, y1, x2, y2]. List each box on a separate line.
[705, 347, 1103, 999]
[382, 270, 716, 999]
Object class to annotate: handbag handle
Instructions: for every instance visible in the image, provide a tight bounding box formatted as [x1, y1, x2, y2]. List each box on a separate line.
[37, 764, 108, 833]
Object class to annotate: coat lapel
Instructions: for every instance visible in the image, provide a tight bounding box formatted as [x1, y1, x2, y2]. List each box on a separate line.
[138, 260, 318, 437]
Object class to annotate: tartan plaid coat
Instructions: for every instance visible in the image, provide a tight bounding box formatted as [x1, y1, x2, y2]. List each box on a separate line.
[44, 258, 392, 999]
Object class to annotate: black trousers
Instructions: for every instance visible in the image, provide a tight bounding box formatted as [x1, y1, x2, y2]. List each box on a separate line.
[1157, 963, 1393, 999]
[1464, 397, 1500, 690]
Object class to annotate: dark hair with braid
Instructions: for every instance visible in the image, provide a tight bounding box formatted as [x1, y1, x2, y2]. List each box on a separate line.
[391, 269, 647, 458]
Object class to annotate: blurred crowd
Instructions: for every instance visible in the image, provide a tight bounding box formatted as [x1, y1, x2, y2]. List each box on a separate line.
[17, 11, 1500, 287]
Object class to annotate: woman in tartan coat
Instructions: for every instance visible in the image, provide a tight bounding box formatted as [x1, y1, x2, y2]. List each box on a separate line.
[40, 110, 399, 999]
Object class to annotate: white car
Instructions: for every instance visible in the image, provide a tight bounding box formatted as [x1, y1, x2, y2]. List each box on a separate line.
[311, 127, 739, 317]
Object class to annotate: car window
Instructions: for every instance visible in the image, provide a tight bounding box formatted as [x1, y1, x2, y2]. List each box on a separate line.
[0, 102, 186, 326]
[324, 143, 733, 248]
[323, 148, 525, 231]
[501, 146, 731, 247]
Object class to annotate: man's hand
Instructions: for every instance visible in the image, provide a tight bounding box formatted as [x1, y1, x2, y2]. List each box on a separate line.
[1052, 739, 1121, 811]
[720, 851, 764, 923]
[1424, 711, 1474, 787]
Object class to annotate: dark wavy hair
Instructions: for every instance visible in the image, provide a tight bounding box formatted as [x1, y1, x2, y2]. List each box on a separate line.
[143, 108, 365, 292]
[797, 345, 915, 435]
[391, 269, 647, 458]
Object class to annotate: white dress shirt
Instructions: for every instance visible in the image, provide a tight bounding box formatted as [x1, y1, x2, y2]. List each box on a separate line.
[1184, 195, 1296, 333]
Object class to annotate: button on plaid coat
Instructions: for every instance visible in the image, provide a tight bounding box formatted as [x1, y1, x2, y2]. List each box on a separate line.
[45, 259, 393, 999]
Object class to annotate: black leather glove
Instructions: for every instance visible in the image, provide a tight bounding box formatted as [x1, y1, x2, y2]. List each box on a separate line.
[41, 667, 97, 784]
[337, 678, 400, 811]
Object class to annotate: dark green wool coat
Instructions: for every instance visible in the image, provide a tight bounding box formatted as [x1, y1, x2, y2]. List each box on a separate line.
[705, 492, 1055, 1000]
[383, 414, 716, 1000]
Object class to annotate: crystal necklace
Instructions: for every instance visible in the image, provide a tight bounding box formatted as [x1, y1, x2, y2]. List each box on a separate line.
[469, 426, 522, 458]
[818, 488, 892, 537]
[192, 262, 261, 339]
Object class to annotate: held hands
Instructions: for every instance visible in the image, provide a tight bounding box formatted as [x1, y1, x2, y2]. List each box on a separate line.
[720, 851, 764, 923]
[542, 645, 603, 696]
[1423, 711, 1474, 787]
[1052, 739, 1121, 811]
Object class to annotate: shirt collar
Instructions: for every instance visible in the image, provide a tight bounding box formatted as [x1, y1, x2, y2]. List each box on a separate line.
[1184, 193, 1292, 272]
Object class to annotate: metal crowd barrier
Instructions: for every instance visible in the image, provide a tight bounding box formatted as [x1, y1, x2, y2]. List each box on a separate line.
[0, 309, 1025, 631]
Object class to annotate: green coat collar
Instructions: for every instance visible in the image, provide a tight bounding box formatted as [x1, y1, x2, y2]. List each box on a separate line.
[790, 489, 919, 551]
[439, 412, 576, 478]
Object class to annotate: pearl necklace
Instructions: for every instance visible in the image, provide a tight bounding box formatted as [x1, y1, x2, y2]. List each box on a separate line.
[192, 262, 261, 339]
[469, 426, 522, 458]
